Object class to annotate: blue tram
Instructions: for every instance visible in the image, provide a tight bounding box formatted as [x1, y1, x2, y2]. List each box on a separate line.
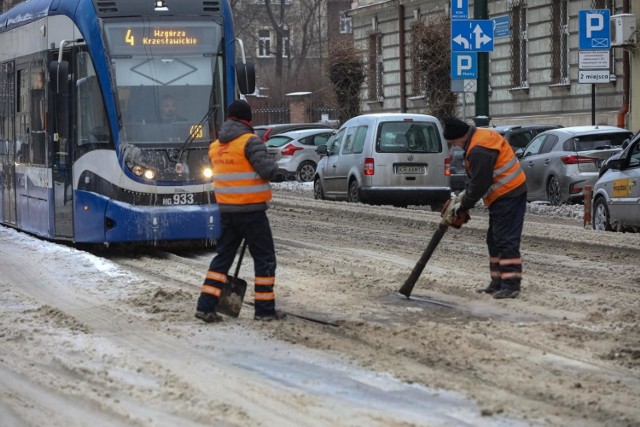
[0, 0, 254, 245]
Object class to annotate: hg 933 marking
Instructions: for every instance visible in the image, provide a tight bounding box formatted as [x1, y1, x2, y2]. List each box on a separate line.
[163, 193, 195, 205]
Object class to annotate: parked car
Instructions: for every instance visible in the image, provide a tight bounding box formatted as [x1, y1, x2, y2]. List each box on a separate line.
[266, 128, 335, 182]
[592, 131, 640, 232]
[447, 124, 561, 193]
[598, 132, 637, 177]
[493, 124, 563, 151]
[254, 123, 335, 142]
[313, 113, 451, 210]
[518, 126, 632, 205]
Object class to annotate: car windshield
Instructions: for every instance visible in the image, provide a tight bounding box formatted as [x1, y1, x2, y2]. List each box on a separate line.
[266, 136, 293, 148]
[376, 121, 442, 153]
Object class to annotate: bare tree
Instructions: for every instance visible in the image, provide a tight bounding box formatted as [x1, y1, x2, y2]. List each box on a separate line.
[326, 41, 365, 123]
[262, 0, 287, 79]
[410, 15, 458, 119]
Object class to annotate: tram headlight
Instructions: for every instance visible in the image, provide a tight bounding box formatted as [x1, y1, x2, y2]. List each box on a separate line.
[131, 164, 156, 180]
[202, 167, 213, 179]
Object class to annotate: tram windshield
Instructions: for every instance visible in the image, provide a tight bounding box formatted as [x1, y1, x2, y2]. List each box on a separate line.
[104, 19, 225, 146]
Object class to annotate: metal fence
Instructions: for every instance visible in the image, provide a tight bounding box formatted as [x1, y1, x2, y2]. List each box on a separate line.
[250, 102, 337, 126]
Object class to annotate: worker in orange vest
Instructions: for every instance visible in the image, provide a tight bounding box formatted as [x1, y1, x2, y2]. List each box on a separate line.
[196, 100, 285, 322]
[442, 117, 527, 299]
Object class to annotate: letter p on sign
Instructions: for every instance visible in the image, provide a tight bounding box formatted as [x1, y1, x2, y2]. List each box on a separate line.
[587, 13, 604, 38]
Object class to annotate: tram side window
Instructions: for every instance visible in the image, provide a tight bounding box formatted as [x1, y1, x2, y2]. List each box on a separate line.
[30, 64, 46, 165]
[76, 52, 111, 146]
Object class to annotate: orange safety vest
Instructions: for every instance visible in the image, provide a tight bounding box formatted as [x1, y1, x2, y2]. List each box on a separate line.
[209, 133, 272, 205]
[465, 128, 526, 206]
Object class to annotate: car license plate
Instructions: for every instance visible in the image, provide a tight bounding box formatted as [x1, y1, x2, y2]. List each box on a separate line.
[396, 165, 425, 174]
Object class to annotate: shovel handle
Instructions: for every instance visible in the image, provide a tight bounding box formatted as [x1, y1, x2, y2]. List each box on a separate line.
[233, 240, 248, 279]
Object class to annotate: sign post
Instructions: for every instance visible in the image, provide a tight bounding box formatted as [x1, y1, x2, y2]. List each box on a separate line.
[578, 9, 611, 125]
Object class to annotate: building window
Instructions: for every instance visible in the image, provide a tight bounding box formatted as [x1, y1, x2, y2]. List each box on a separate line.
[258, 29, 271, 58]
[367, 32, 383, 101]
[256, 0, 291, 3]
[282, 29, 290, 58]
[510, 1, 528, 89]
[551, 0, 569, 85]
[340, 11, 352, 34]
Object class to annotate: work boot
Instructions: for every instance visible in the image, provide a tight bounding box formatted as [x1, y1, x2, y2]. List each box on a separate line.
[254, 310, 287, 321]
[195, 310, 223, 323]
[493, 288, 520, 299]
[476, 280, 501, 294]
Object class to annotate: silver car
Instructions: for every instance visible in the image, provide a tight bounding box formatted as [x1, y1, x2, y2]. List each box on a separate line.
[592, 131, 640, 232]
[518, 126, 631, 205]
[313, 113, 451, 210]
[266, 128, 335, 182]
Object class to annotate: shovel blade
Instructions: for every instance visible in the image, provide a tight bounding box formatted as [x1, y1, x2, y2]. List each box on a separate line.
[217, 277, 247, 318]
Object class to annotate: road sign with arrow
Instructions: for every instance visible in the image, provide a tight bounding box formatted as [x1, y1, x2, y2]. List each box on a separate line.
[451, 19, 494, 52]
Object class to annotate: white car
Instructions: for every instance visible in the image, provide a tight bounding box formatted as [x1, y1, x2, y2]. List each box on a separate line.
[592, 131, 640, 232]
[266, 128, 335, 182]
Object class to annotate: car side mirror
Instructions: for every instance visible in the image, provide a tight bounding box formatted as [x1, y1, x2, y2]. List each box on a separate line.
[515, 149, 524, 159]
[607, 158, 623, 170]
[316, 144, 328, 156]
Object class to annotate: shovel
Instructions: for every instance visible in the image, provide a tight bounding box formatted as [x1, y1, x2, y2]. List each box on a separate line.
[217, 240, 248, 318]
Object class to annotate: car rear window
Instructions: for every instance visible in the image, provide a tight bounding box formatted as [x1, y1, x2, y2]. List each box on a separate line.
[376, 122, 442, 153]
[265, 136, 293, 148]
[564, 132, 632, 151]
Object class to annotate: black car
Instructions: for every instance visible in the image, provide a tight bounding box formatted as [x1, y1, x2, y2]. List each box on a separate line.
[254, 123, 335, 142]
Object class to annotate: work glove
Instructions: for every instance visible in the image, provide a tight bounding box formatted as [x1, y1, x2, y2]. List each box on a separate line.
[440, 194, 470, 229]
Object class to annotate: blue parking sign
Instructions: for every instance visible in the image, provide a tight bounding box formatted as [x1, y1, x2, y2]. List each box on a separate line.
[451, 52, 477, 79]
[579, 10, 610, 50]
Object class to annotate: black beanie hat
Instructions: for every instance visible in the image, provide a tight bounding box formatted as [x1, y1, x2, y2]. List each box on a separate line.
[442, 117, 470, 140]
[228, 100, 252, 122]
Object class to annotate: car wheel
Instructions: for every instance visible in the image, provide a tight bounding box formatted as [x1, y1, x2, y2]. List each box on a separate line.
[313, 178, 325, 200]
[592, 197, 613, 231]
[296, 161, 316, 182]
[547, 176, 563, 206]
[348, 180, 360, 203]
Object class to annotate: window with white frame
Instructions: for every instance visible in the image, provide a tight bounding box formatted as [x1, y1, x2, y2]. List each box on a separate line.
[340, 11, 352, 34]
[282, 29, 290, 58]
[258, 29, 271, 58]
[551, 0, 569, 85]
[509, 1, 528, 89]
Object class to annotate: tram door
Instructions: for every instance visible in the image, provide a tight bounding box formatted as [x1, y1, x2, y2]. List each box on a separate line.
[51, 50, 73, 237]
[0, 62, 17, 225]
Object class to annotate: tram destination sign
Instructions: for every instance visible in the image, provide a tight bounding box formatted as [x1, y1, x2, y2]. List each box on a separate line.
[105, 22, 218, 54]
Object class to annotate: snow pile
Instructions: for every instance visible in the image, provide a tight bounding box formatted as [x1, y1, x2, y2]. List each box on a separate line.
[273, 181, 586, 220]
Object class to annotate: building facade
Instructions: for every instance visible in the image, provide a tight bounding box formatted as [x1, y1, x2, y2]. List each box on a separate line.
[348, 0, 639, 130]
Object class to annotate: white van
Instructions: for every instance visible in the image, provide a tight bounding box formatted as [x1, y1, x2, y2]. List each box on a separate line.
[314, 113, 451, 210]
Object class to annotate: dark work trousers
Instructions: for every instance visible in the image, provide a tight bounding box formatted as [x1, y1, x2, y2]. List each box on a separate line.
[486, 192, 526, 291]
[197, 210, 277, 316]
